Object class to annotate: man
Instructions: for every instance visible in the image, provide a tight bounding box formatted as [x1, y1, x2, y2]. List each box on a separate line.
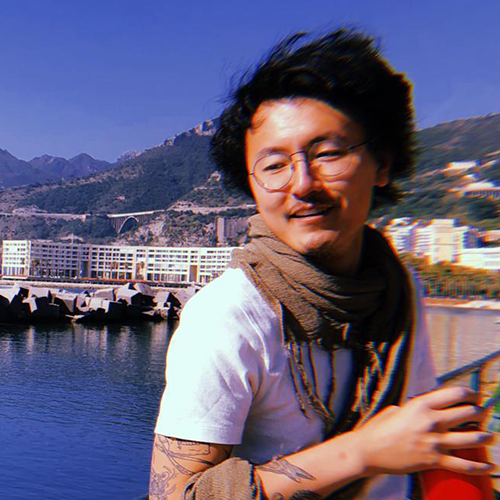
[150, 29, 492, 500]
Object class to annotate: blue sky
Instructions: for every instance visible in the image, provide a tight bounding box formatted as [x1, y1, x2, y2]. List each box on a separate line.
[1, 0, 499, 162]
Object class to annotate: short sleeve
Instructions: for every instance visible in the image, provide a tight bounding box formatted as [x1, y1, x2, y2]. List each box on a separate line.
[154, 270, 267, 445]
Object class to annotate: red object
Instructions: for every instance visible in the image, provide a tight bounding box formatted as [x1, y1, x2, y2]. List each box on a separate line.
[420, 447, 494, 500]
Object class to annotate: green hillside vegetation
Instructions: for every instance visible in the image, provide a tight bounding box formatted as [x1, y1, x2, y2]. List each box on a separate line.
[374, 114, 500, 225]
[0, 215, 116, 243]
[400, 253, 500, 299]
[119, 208, 256, 247]
[11, 135, 216, 214]
[178, 172, 252, 207]
[414, 113, 500, 172]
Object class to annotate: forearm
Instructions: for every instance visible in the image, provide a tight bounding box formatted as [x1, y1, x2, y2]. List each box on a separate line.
[256, 431, 367, 500]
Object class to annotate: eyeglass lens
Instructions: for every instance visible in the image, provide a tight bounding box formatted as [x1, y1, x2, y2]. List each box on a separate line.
[253, 141, 354, 190]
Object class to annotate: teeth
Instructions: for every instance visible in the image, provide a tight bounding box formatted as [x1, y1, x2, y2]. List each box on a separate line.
[294, 207, 330, 217]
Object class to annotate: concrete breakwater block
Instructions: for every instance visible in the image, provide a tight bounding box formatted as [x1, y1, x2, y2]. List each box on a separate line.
[93, 288, 116, 301]
[154, 291, 181, 308]
[0, 287, 26, 304]
[27, 287, 53, 300]
[133, 282, 155, 297]
[115, 287, 143, 306]
[0, 282, 182, 324]
[53, 292, 80, 315]
[173, 287, 198, 307]
[0, 289, 25, 319]
[24, 296, 61, 318]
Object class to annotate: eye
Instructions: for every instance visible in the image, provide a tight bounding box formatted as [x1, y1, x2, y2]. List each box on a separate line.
[314, 147, 346, 161]
[262, 162, 287, 173]
[257, 155, 290, 174]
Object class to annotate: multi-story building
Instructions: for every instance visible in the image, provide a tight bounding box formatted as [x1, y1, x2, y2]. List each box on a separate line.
[459, 248, 500, 271]
[1, 240, 238, 285]
[385, 218, 420, 254]
[216, 216, 249, 246]
[410, 219, 479, 264]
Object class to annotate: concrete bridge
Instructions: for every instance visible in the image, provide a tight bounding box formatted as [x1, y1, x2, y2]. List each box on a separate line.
[106, 210, 164, 234]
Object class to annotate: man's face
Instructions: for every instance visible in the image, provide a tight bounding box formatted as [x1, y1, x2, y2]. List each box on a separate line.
[245, 98, 389, 268]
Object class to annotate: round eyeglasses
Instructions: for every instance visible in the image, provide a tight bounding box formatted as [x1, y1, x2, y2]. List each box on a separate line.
[250, 139, 369, 191]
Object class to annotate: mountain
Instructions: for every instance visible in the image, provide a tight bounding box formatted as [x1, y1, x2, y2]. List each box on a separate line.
[0, 121, 220, 214]
[0, 149, 47, 188]
[29, 153, 111, 180]
[417, 113, 500, 171]
[0, 149, 113, 189]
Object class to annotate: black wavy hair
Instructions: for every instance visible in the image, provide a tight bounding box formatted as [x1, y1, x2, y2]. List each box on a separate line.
[210, 28, 417, 206]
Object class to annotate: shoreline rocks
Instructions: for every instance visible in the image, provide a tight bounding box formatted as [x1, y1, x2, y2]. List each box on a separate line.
[0, 282, 189, 324]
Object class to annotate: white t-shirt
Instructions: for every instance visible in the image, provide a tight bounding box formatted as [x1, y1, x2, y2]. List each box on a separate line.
[155, 267, 436, 499]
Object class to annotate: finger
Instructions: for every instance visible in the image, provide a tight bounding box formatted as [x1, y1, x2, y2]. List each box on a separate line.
[438, 454, 495, 475]
[413, 387, 479, 410]
[437, 431, 494, 450]
[435, 405, 487, 430]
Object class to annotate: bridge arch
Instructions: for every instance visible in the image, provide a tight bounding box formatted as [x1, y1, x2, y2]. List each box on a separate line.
[118, 216, 139, 234]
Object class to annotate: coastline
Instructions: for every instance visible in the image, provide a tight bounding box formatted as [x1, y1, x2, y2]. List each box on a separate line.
[424, 297, 500, 311]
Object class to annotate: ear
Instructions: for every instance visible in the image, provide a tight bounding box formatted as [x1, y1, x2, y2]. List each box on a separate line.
[375, 154, 392, 187]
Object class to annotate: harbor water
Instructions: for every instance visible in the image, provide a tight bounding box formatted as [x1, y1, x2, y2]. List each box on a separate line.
[0, 322, 171, 500]
[1, 307, 499, 499]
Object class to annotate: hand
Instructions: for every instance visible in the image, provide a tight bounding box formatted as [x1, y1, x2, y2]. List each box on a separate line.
[353, 386, 494, 476]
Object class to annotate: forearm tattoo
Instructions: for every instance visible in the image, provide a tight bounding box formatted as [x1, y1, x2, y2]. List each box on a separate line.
[258, 457, 316, 483]
[149, 436, 227, 499]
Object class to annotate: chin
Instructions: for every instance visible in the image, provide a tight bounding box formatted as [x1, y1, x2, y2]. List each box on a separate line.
[292, 233, 339, 258]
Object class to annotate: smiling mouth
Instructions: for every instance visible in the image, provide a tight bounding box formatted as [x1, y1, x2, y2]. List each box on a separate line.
[289, 206, 335, 219]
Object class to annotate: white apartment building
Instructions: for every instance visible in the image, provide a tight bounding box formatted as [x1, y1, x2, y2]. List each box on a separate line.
[1, 240, 238, 285]
[459, 248, 500, 271]
[385, 218, 420, 254]
[413, 219, 479, 264]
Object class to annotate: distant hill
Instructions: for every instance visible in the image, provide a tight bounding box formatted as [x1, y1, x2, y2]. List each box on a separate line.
[367, 115, 500, 228]
[1, 114, 500, 243]
[0, 149, 42, 189]
[0, 121, 219, 214]
[0, 149, 112, 189]
[417, 113, 500, 171]
[29, 153, 111, 180]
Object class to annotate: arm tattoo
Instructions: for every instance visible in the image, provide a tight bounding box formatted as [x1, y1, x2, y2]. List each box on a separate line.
[258, 457, 316, 483]
[154, 436, 218, 475]
[150, 436, 227, 499]
[149, 467, 177, 498]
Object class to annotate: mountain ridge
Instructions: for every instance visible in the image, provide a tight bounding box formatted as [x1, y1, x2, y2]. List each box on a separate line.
[0, 149, 113, 189]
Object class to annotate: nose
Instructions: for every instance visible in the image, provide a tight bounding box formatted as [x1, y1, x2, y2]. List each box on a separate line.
[288, 153, 321, 199]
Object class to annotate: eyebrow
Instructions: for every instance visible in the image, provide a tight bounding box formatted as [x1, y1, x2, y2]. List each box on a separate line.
[253, 133, 349, 161]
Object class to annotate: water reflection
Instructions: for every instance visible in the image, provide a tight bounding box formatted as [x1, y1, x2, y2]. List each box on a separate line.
[0, 322, 172, 500]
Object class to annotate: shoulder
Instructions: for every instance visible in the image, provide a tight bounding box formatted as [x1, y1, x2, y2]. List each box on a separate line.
[170, 268, 281, 359]
[181, 268, 278, 335]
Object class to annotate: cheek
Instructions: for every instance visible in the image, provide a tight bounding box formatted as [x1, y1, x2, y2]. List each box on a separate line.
[323, 174, 375, 214]
[250, 183, 286, 214]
